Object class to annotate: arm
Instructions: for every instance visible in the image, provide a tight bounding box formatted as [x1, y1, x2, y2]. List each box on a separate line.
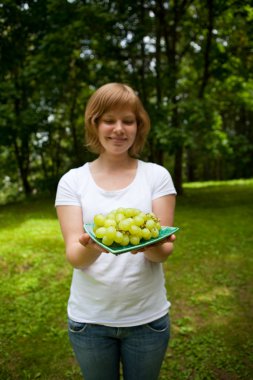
[143, 194, 176, 263]
[56, 205, 103, 269]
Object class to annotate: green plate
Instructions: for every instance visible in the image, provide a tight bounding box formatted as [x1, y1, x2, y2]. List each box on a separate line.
[84, 223, 180, 255]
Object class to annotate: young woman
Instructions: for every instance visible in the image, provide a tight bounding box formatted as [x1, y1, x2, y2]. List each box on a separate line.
[55, 83, 177, 380]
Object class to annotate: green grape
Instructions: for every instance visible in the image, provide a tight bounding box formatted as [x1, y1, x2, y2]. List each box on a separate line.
[145, 219, 155, 230]
[120, 234, 130, 246]
[129, 224, 138, 235]
[124, 208, 132, 217]
[104, 219, 116, 227]
[155, 222, 161, 230]
[141, 228, 151, 240]
[94, 214, 106, 226]
[106, 226, 116, 240]
[129, 224, 142, 237]
[115, 212, 125, 223]
[114, 231, 123, 243]
[106, 212, 116, 220]
[95, 227, 107, 238]
[102, 235, 114, 246]
[119, 218, 133, 231]
[130, 235, 140, 245]
[132, 208, 140, 216]
[133, 215, 145, 226]
[139, 212, 147, 221]
[151, 227, 159, 238]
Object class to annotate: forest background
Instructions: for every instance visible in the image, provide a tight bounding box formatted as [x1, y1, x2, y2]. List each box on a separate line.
[0, 0, 253, 201]
[1, 2, 253, 379]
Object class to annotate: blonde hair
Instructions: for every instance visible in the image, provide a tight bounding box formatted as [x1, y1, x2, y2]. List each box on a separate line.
[84, 83, 150, 156]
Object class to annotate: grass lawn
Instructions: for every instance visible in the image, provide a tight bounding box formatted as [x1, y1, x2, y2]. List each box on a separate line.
[0, 180, 252, 379]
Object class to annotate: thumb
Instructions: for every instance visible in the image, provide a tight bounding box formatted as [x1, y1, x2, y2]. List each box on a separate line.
[167, 234, 176, 242]
[79, 233, 91, 246]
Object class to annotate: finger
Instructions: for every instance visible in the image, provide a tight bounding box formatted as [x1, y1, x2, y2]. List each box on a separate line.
[130, 249, 139, 255]
[89, 240, 110, 254]
[79, 233, 91, 246]
[167, 234, 176, 242]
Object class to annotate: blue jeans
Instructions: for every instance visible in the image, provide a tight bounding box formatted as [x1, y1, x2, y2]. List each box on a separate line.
[68, 313, 170, 380]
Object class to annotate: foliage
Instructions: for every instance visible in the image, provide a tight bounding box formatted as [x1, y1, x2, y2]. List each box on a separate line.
[0, 181, 253, 379]
[0, 1, 253, 197]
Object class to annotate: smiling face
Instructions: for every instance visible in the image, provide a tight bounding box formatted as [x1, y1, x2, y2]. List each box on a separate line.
[85, 83, 150, 156]
[97, 107, 137, 156]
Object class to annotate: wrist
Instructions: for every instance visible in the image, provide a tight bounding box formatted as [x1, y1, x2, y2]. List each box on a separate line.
[144, 242, 174, 262]
[67, 242, 102, 268]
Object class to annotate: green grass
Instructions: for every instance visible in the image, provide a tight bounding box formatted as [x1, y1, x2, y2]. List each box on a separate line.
[0, 181, 253, 379]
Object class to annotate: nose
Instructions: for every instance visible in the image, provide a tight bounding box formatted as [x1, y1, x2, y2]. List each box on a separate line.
[113, 120, 124, 133]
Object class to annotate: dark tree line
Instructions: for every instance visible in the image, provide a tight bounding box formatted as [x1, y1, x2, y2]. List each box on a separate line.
[0, 0, 253, 199]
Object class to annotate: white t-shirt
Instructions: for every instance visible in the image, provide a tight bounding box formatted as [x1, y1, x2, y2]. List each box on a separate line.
[55, 160, 176, 327]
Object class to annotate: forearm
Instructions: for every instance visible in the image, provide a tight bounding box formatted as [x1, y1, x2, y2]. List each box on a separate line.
[144, 242, 174, 263]
[66, 242, 101, 269]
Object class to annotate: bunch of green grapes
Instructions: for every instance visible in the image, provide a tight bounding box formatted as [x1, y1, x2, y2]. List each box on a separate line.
[93, 207, 161, 247]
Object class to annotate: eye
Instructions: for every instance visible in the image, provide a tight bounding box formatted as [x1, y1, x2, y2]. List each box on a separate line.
[103, 119, 114, 124]
[123, 119, 135, 125]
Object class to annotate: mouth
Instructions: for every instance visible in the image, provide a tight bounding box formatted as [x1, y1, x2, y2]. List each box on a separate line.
[108, 137, 127, 142]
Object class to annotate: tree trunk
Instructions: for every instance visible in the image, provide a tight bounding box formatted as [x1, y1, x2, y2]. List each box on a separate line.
[139, 0, 147, 105]
[13, 138, 32, 196]
[155, 15, 162, 105]
[174, 144, 183, 194]
[155, 0, 184, 194]
[198, 0, 214, 98]
[13, 93, 32, 196]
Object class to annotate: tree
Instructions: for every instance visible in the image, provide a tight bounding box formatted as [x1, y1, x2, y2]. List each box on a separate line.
[0, 0, 252, 202]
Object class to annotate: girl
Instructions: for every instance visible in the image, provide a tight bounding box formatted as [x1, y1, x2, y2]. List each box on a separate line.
[55, 83, 177, 380]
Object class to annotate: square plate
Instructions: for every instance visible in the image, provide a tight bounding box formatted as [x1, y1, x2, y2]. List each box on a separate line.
[84, 223, 179, 255]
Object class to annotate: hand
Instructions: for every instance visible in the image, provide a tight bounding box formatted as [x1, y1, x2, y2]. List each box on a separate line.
[165, 234, 176, 243]
[79, 233, 109, 253]
[130, 234, 176, 255]
[79, 232, 92, 246]
[143, 234, 176, 251]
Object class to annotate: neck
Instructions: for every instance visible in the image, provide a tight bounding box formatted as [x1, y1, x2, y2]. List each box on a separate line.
[95, 153, 136, 170]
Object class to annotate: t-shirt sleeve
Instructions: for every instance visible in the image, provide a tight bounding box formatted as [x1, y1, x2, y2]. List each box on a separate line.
[151, 163, 177, 200]
[55, 169, 81, 207]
